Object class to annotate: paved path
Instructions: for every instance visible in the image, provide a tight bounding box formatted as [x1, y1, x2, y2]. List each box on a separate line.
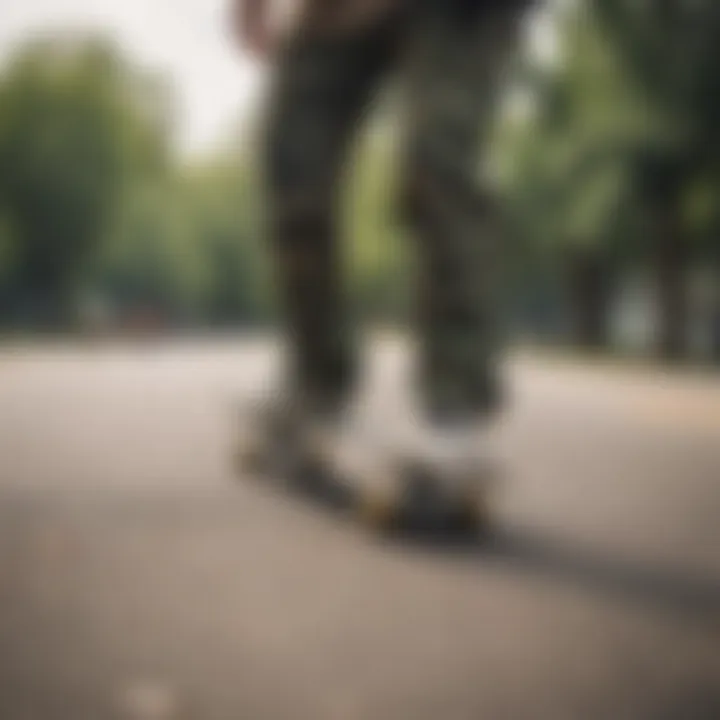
[1, 339, 719, 720]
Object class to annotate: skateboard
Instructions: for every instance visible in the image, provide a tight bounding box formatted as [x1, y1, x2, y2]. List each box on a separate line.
[233, 419, 496, 537]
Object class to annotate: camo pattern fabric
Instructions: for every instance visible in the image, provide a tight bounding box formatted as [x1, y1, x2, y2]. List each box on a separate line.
[263, 0, 531, 421]
[295, 0, 407, 37]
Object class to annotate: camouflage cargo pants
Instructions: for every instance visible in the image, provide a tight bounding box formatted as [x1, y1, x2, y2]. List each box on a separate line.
[264, 0, 530, 422]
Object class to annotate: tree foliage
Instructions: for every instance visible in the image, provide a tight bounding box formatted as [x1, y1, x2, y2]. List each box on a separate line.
[0, 9, 718, 362]
[0, 36, 170, 326]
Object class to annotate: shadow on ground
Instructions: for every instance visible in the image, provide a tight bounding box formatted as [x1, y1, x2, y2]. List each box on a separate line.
[240, 467, 720, 626]
[393, 526, 720, 626]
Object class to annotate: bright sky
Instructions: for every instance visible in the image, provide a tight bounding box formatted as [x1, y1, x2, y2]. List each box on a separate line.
[0, 0, 264, 156]
[0, 1, 556, 157]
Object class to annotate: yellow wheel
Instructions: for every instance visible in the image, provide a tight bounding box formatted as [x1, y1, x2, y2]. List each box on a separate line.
[357, 488, 399, 532]
[453, 484, 493, 536]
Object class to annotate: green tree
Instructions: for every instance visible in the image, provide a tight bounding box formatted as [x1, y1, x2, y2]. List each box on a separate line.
[183, 160, 272, 326]
[498, 4, 642, 349]
[592, 0, 720, 359]
[98, 179, 207, 323]
[0, 36, 170, 328]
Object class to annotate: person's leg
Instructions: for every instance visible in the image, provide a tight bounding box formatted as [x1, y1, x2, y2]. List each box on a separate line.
[264, 16, 402, 415]
[400, 0, 531, 429]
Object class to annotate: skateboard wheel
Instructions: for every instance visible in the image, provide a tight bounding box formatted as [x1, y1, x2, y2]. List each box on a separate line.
[357, 489, 398, 531]
[453, 494, 491, 536]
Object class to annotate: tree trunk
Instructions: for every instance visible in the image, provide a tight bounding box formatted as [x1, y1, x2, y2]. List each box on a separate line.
[567, 249, 612, 350]
[652, 200, 688, 362]
[710, 265, 720, 363]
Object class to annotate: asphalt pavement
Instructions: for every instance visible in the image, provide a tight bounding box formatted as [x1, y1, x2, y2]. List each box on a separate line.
[1, 338, 719, 720]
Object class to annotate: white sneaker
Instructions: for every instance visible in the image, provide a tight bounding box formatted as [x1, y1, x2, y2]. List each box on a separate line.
[402, 416, 496, 485]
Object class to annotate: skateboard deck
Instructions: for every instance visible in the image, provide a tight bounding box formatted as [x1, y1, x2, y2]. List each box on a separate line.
[233, 425, 496, 537]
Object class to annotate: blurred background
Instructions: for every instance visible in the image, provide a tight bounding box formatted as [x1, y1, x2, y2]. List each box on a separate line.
[0, 0, 717, 364]
[1, 3, 719, 720]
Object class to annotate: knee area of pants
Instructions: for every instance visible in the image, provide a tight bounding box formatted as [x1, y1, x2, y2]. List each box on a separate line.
[265, 146, 332, 235]
[397, 169, 442, 228]
[264, 127, 322, 203]
[400, 167, 500, 231]
[273, 200, 332, 241]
